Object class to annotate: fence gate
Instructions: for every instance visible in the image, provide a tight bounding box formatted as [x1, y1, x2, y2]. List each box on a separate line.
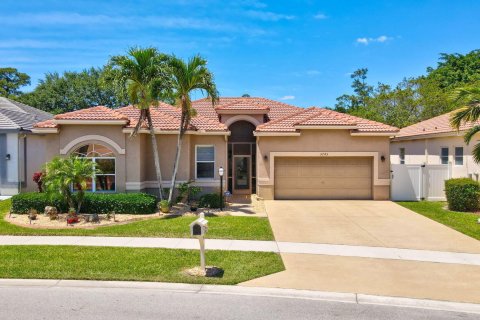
[391, 164, 450, 201]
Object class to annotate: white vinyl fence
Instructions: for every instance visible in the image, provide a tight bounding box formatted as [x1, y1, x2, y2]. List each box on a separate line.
[390, 164, 451, 201]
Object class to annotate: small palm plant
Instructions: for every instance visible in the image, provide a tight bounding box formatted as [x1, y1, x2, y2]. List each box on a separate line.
[42, 156, 97, 214]
[450, 86, 480, 162]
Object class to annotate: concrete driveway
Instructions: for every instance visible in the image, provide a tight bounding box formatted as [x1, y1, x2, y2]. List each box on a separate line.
[242, 200, 480, 304]
[264, 200, 480, 253]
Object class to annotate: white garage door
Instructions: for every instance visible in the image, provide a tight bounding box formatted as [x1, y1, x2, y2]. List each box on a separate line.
[274, 157, 373, 200]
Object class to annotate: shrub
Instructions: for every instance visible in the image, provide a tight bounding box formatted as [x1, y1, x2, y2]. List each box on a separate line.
[11, 192, 157, 215]
[81, 193, 157, 214]
[11, 192, 68, 214]
[198, 193, 225, 209]
[445, 178, 480, 212]
[32, 172, 43, 192]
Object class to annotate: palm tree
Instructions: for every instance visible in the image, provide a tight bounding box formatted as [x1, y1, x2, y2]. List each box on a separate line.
[42, 156, 97, 214]
[105, 47, 171, 200]
[450, 86, 480, 162]
[167, 55, 218, 204]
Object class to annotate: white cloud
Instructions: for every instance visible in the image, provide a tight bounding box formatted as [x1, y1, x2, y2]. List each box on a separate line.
[356, 35, 392, 45]
[313, 13, 328, 20]
[245, 10, 295, 21]
[306, 70, 321, 76]
[0, 12, 267, 35]
[280, 95, 295, 100]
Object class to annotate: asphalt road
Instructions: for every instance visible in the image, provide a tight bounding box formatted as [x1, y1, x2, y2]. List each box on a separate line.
[0, 284, 477, 320]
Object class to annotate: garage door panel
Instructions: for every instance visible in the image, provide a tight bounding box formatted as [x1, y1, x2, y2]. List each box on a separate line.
[274, 157, 373, 200]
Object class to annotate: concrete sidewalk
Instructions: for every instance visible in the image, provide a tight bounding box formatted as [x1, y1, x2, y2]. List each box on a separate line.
[1, 235, 480, 266]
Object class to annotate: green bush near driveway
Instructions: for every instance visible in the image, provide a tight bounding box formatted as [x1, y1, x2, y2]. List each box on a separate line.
[11, 192, 157, 215]
[445, 178, 480, 212]
[0, 245, 284, 285]
[199, 193, 225, 209]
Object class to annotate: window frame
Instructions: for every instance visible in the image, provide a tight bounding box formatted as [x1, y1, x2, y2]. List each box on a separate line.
[195, 145, 215, 180]
[399, 147, 405, 165]
[454, 146, 464, 166]
[72, 144, 117, 193]
[440, 147, 449, 165]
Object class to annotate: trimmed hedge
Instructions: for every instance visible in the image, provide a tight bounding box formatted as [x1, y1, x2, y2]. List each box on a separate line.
[198, 193, 225, 209]
[445, 178, 480, 212]
[11, 192, 157, 215]
[11, 193, 68, 214]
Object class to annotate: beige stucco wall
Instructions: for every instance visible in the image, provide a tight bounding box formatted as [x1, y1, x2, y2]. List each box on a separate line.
[24, 123, 229, 195]
[256, 130, 391, 200]
[391, 134, 480, 178]
[23, 133, 59, 192]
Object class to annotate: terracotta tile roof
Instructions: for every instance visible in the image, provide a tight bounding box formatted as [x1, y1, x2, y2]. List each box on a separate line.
[34, 119, 57, 128]
[193, 97, 300, 121]
[54, 106, 129, 121]
[396, 111, 480, 138]
[117, 104, 227, 132]
[256, 107, 399, 133]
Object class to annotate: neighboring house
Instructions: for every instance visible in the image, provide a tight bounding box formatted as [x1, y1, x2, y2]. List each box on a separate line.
[30, 97, 398, 200]
[390, 111, 479, 201]
[0, 97, 53, 195]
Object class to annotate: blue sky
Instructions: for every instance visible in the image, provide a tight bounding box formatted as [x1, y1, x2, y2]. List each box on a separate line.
[1, 0, 479, 107]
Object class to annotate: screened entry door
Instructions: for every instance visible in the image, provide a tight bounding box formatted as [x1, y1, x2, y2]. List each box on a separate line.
[233, 156, 250, 194]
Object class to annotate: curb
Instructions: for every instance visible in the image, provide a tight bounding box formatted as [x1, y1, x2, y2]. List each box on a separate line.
[0, 279, 479, 314]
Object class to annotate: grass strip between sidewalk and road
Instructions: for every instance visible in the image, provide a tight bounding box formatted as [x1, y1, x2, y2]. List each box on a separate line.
[0, 200, 274, 241]
[397, 201, 480, 241]
[0, 245, 284, 284]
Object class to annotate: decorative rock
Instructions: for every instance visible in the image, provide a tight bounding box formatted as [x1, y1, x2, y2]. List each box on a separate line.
[185, 266, 223, 278]
[45, 206, 58, 220]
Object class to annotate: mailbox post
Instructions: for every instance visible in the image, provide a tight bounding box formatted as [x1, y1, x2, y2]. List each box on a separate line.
[189, 213, 209, 272]
[218, 166, 224, 211]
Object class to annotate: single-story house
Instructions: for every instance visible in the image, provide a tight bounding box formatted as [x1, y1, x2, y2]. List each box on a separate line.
[390, 111, 479, 200]
[0, 97, 53, 196]
[391, 111, 480, 178]
[30, 97, 398, 200]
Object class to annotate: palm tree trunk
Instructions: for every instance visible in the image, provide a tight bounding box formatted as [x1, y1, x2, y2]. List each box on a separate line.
[168, 113, 187, 204]
[146, 109, 164, 200]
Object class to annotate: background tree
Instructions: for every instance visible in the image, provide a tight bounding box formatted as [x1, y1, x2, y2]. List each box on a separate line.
[167, 55, 218, 204]
[18, 67, 128, 114]
[334, 49, 480, 128]
[0, 67, 30, 98]
[104, 47, 172, 200]
[42, 156, 97, 214]
[450, 86, 480, 162]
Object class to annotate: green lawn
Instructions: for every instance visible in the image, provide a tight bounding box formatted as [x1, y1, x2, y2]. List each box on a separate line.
[0, 200, 274, 240]
[0, 245, 284, 284]
[397, 201, 480, 241]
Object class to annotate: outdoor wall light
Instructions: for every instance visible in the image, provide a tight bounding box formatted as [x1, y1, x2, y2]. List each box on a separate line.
[380, 155, 385, 162]
[264, 155, 268, 161]
[5, 154, 10, 161]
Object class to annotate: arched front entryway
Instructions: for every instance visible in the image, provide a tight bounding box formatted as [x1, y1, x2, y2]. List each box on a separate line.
[227, 121, 257, 195]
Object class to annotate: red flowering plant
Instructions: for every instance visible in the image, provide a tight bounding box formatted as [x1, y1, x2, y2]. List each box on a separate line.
[32, 172, 43, 192]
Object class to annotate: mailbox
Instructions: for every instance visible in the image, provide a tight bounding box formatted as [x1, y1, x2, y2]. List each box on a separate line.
[190, 217, 208, 237]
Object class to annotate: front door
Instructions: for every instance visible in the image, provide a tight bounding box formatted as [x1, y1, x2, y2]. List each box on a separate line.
[233, 156, 250, 194]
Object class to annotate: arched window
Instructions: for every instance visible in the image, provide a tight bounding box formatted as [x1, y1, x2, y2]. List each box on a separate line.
[73, 144, 116, 192]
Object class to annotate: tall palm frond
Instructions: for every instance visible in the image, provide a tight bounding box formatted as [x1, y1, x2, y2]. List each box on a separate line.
[105, 47, 171, 200]
[167, 55, 218, 204]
